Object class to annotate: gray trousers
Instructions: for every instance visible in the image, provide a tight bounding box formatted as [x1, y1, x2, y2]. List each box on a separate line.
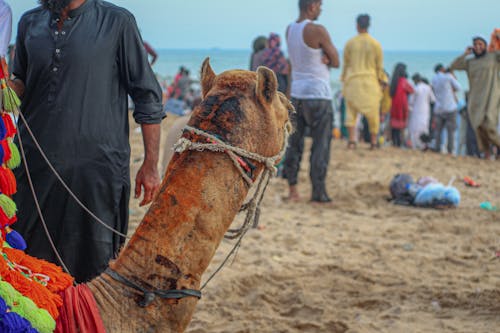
[283, 98, 333, 201]
[435, 111, 457, 153]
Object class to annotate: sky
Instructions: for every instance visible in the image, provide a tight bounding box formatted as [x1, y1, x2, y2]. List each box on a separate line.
[8, 0, 500, 51]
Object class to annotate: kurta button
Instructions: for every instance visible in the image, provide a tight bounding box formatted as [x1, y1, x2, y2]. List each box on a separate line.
[55, 31, 59, 35]
[53, 67, 58, 72]
[55, 49, 61, 54]
[61, 31, 66, 35]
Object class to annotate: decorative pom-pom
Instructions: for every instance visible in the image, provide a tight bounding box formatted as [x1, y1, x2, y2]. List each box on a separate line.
[0, 166, 17, 196]
[6, 140, 20, 169]
[1, 85, 21, 113]
[1, 114, 16, 138]
[0, 140, 11, 164]
[0, 296, 7, 314]
[5, 228, 26, 251]
[0, 311, 34, 332]
[0, 281, 56, 333]
[0, 117, 6, 141]
[0, 194, 16, 218]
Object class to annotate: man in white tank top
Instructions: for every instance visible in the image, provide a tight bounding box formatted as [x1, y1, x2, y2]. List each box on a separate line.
[283, 0, 339, 203]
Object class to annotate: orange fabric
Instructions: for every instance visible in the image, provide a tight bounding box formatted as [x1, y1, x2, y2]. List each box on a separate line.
[55, 284, 106, 333]
[489, 28, 500, 52]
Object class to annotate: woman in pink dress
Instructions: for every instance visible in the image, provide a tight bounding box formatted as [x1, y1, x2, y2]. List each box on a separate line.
[389, 63, 414, 147]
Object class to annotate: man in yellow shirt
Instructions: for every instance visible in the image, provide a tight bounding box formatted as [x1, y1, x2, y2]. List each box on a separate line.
[341, 14, 386, 149]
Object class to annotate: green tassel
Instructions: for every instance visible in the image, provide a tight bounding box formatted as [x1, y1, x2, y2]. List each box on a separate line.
[1, 84, 20, 113]
[0, 280, 56, 333]
[0, 194, 16, 218]
[6, 140, 20, 169]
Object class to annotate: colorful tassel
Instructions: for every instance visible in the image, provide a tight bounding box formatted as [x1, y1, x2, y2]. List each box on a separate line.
[0, 117, 6, 141]
[0, 311, 37, 333]
[5, 228, 26, 251]
[0, 251, 63, 319]
[0, 280, 56, 333]
[0, 208, 16, 228]
[0, 194, 16, 219]
[0, 166, 17, 196]
[1, 114, 16, 138]
[6, 140, 20, 170]
[0, 82, 21, 113]
[0, 140, 10, 164]
[2, 248, 74, 294]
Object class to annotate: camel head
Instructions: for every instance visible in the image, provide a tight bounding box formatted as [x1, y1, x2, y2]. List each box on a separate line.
[188, 58, 293, 160]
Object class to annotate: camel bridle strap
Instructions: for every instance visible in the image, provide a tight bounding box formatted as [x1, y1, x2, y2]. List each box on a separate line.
[173, 123, 290, 290]
[104, 268, 201, 308]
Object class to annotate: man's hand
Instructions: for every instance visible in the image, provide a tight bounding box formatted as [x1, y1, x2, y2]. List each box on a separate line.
[465, 46, 473, 55]
[135, 123, 161, 206]
[8, 78, 25, 98]
[135, 160, 160, 206]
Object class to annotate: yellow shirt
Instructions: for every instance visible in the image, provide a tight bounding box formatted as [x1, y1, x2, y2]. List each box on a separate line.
[341, 33, 385, 112]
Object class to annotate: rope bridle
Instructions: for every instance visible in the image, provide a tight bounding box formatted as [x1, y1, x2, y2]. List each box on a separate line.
[106, 121, 290, 306]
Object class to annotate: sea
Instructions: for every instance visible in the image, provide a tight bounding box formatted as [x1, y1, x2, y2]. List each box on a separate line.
[152, 49, 469, 99]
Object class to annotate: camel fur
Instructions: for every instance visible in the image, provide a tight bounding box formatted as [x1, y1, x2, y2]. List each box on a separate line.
[75, 59, 292, 332]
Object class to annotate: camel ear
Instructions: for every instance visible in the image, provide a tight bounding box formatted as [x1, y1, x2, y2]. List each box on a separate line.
[255, 66, 278, 105]
[200, 57, 216, 99]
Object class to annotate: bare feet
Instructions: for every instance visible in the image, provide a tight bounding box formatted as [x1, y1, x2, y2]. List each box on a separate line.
[347, 141, 357, 150]
[283, 185, 300, 202]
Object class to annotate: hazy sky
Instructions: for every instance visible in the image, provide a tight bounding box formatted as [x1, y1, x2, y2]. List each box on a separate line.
[8, 0, 500, 51]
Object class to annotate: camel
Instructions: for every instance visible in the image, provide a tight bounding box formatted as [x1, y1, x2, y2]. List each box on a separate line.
[55, 59, 293, 332]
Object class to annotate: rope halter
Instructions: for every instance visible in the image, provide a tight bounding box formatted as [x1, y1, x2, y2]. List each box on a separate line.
[173, 123, 290, 240]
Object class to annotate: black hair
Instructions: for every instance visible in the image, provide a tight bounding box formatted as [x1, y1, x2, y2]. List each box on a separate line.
[357, 14, 370, 30]
[434, 63, 444, 73]
[38, 0, 72, 13]
[299, 0, 320, 12]
[390, 63, 408, 97]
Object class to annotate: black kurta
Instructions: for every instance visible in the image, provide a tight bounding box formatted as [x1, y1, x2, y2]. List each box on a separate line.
[12, 0, 164, 282]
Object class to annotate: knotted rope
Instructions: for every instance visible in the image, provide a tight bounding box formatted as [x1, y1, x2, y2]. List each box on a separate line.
[174, 125, 289, 239]
[173, 124, 290, 290]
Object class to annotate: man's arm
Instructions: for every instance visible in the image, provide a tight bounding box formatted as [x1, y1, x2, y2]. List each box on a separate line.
[450, 48, 471, 71]
[0, 3, 12, 57]
[340, 43, 348, 82]
[118, 15, 165, 206]
[316, 25, 340, 68]
[135, 123, 161, 206]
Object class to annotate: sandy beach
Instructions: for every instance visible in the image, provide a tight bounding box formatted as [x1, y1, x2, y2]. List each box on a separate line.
[129, 115, 500, 333]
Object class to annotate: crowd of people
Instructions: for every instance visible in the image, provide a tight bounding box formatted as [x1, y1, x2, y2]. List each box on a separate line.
[248, 0, 499, 206]
[339, 32, 500, 160]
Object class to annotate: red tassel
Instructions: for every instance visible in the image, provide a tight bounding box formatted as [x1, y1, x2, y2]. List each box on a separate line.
[0, 140, 11, 164]
[0, 166, 16, 196]
[0, 208, 10, 228]
[1, 114, 16, 138]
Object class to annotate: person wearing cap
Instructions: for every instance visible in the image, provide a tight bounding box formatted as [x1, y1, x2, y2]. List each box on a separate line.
[341, 14, 386, 149]
[408, 73, 435, 149]
[431, 63, 461, 154]
[450, 36, 500, 158]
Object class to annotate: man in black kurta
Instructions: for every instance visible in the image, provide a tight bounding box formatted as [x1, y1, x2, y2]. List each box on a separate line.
[11, 0, 164, 282]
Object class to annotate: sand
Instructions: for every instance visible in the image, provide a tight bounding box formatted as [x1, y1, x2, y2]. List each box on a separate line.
[129, 115, 500, 333]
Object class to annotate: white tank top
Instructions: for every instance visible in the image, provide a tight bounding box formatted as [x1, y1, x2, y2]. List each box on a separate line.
[287, 20, 332, 100]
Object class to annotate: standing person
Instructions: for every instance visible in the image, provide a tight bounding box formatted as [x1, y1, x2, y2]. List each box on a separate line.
[431, 64, 461, 154]
[283, 0, 339, 203]
[0, 0, 12, 58]
[389, 63, 414, 147]
[249, 36, 267, 71]
[10, 0, 164, 283]
[341, 14, 386, 149]
[450, 36, 500, 159]
[260, 33, 290, 95]
[408, 73, 435, 149]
